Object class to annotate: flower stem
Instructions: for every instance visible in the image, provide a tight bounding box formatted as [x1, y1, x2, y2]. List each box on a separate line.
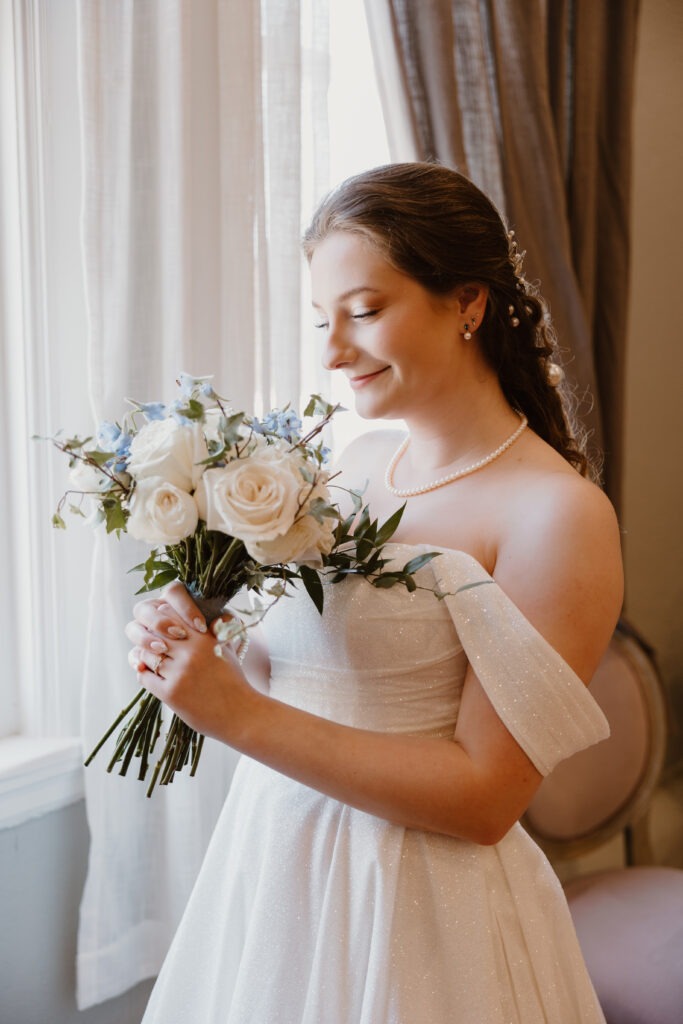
[83, 687, 147, 767]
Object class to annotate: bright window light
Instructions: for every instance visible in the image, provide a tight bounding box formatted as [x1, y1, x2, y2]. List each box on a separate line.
[312, 1, 400, 453]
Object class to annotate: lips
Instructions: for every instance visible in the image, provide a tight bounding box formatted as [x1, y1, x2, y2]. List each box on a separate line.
[349, 366, 390, 390]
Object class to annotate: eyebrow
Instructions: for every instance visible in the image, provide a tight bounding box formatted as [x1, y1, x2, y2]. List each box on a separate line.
[311, 286, 382, 310]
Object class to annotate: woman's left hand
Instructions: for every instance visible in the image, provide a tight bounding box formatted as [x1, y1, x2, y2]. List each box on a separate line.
[124, 586, 258, 742]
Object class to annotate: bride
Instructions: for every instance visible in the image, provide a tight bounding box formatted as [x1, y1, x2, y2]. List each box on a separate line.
[127, 162, 623, 1023]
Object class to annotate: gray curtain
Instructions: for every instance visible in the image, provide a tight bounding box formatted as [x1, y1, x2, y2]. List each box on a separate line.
[365, 0, 639, 510]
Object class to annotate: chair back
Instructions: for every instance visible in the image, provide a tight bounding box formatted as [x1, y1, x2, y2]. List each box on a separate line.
[524, 624, 667, 860]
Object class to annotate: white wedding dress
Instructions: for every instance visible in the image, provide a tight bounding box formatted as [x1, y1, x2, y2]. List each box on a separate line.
[142, 545, 609, 1023]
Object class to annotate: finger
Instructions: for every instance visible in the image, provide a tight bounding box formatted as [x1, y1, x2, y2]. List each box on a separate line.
[124, 620, 171, 654]
[128, 645, 167, 676]
[160, 581, 208, 634]
[133, 600, 190, 641]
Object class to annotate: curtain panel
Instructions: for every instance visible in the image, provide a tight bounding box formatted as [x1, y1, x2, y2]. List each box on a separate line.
[75, 0, 329, 1008]
[365, 0, 640, 509]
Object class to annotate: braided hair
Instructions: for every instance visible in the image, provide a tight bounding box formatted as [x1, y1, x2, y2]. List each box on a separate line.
[303, 162, 593, 478]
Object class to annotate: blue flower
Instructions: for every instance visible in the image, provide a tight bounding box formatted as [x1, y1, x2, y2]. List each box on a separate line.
[96, 421, 122, 449]
[254, 408, 302, 442]
[177, 372, 213, 399]
[96, 422, 132, 456]
[139, 402, 167, 421]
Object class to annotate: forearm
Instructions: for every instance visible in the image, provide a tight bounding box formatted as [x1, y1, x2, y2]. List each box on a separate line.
[223, 688, 531, 845]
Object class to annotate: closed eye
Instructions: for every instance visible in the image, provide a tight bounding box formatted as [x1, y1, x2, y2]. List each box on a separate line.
[352, 309, 377, 320]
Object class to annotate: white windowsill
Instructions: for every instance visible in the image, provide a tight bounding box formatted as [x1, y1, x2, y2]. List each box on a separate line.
[0, 736, 84, 830]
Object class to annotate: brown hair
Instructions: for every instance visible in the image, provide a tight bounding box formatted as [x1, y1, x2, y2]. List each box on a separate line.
[303, 162, 593, 478]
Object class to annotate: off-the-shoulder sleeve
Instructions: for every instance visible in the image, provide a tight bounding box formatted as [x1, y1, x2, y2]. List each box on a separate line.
[428, 548, 610, 776]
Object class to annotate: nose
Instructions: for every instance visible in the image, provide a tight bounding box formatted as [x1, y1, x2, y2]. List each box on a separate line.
[322, 322, 356, 372]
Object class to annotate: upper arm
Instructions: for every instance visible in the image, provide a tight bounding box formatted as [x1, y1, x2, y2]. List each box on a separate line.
[451, 476, 623, 839]
[491, 476, 624, 683]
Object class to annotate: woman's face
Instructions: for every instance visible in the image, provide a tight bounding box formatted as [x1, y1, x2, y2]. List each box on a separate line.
[309, 231, 466, 422]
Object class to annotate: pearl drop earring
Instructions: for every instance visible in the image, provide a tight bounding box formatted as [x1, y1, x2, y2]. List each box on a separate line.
[463, 314, 476, 341]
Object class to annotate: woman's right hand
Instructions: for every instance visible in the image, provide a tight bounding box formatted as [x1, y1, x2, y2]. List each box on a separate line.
[129, 581, 272, 693]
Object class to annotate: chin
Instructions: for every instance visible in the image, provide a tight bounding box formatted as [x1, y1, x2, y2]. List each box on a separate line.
[354, 397, 395, 421]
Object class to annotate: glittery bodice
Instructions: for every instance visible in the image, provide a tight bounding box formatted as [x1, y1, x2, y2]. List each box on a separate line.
[264, 555, 467, 738]
[262, 543, 610, 776]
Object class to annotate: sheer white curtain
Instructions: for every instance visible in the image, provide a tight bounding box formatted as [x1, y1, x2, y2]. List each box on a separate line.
[75, 0, 329, 1008]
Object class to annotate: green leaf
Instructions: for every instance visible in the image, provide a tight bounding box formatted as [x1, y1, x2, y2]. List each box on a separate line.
[401, 552, 440, 576]
[303, 394, 337, 419]
[84, 449, 116, 467]
[135, 568, 180, 594]
[371, 573, 402, 588]
[307, 498, 340, 524]
[52, 512, 66, 530]
[354, 504, 371, 538]
[374, 504, 406, 546]
[299, 565, 324, 615]
[63, 435, 91, 450]
[349, 487, 365, 513]
[174, 398, 206, 421]
[355, 538, 375, 562]
[196, 445, 228, 466]
[102, 498, 127, 534]
[361, 550, 385, 575]
[68, 504, 86, 517]
[222, 412, 246, 446]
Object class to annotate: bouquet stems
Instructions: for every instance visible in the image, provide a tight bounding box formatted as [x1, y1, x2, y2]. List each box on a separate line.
[85, 564, 240, 796]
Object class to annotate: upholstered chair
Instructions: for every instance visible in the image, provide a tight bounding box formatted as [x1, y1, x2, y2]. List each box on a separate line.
[524, 623, 683, 1024]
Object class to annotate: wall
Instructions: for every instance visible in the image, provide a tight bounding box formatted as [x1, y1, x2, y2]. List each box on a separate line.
[623, 0, 683, 760]
[0, 803, 153, 1024]
[0, 2, 681, 1022]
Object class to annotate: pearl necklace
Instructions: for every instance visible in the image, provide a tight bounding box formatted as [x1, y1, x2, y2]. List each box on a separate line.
[384, 415, 528, 497]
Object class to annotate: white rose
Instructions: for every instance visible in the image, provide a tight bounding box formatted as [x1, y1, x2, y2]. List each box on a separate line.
[195, 444, 305, 542]
[69, 458, 112, 493]
[127, 418, 208, 491]
[246, 510, 336, 566]
[127, 476, 199, 545]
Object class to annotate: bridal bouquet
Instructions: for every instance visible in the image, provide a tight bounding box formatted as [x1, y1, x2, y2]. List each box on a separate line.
[46, 374, 437, 795]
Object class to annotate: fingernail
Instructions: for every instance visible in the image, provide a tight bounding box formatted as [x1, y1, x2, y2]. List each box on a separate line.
[150, 640, 168, 654]
[194, 617, 207, 633]
[168, 626, 187, 639]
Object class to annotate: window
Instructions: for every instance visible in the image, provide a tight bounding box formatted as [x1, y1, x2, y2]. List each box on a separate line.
[2, 0, 92, 745]
[1, 0, 389, 765]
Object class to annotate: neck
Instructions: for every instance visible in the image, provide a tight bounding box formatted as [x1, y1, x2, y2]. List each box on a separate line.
[400, 387, 521, 474]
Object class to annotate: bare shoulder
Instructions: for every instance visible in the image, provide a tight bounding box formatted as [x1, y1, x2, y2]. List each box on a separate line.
[499, 464, 622, 567]
[493, 463, 624, 682]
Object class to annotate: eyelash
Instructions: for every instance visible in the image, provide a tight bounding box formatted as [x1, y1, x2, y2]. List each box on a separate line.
[313, 309, 377, 330]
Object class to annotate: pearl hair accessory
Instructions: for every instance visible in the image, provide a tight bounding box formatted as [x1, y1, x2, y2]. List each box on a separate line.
[385, 414, 529, 497]
[546, 363, 564, 386]
[507, 229, 529, 292]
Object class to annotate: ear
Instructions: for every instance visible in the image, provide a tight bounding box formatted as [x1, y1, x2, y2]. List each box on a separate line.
[455, 283, 489, 320]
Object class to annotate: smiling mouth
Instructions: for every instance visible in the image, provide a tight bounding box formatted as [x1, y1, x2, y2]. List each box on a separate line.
[349, 366, 390, 389]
